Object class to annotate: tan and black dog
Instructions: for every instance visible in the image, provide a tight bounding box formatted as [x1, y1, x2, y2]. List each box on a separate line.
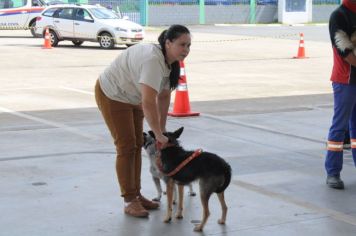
[152, 127, 232, 232]
[143, 131, 196, 203]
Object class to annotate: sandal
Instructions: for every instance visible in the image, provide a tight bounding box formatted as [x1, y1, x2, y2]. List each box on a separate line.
[139, 195, 160, 210]
[124, 199, 149, 217]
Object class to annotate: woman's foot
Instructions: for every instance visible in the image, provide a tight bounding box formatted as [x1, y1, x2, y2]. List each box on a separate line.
[124, 198, 149, 217]
[138, 195, 160, 210]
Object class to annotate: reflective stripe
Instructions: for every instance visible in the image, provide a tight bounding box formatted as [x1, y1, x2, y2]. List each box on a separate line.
[327, 141, 343, 152]
[177, 83, 187, 91]
[351, 139, 356, 149]
[180, 68, 185, 76]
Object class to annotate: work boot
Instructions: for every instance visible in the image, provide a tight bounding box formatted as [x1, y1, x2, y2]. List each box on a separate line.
[124, 198, 149, 217]
[326, 176, 345, 190]
[138, 195, 160, 210]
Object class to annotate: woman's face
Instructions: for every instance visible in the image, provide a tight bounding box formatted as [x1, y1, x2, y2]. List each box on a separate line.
[165, 33, 191, 64]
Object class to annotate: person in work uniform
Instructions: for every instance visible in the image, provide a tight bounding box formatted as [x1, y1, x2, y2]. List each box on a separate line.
[325, 0, 356, 189]
[95, 25, 191, 217]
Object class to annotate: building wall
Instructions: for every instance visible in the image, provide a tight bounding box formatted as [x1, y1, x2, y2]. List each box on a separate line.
[148, 6, 199, 26]
[148, 5, 337, 26]
[149, 5, 278, 25]
[312, 5, 338, 23]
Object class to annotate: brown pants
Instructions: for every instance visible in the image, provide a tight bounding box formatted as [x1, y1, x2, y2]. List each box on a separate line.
[95, 80, 144, 202]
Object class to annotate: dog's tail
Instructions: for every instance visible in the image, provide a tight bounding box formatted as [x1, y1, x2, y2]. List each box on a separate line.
[216, 163, 232, 193]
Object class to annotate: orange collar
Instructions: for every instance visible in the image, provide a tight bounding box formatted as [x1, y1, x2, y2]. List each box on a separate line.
[156, 149, 202, 177]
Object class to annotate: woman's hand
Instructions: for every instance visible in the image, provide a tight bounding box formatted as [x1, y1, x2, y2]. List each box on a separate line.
[156, 134, 168, 145]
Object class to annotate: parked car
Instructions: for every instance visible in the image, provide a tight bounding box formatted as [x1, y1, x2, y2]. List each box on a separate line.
[0, 0, 47, 37]
[35, 4, 144, 49]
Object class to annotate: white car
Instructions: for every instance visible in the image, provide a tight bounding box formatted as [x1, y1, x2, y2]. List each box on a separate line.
[35, 4, 144, 49]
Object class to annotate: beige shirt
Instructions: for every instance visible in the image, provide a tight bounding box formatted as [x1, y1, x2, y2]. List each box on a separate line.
[99, 44, 171, 105]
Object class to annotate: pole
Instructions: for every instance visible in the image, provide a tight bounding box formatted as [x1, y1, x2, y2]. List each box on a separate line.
[249, 0, 256, 24]
[199, 0, 205, 25]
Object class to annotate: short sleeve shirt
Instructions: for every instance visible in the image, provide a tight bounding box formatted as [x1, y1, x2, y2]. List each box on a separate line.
[329, 5, 356, 84]
[99, 44, 171, 105]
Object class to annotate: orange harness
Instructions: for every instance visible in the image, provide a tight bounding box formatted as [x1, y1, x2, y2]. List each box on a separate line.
[156, 148, 202, 177]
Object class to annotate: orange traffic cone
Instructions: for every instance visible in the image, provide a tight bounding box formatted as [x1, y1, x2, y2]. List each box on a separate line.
[168, 61, 200, 117]
[293, 33, 307, 59]
[42, 27, 52, 49]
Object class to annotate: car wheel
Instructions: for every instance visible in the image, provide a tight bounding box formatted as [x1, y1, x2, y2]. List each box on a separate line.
[47, 30, 59, 47]
[72, 40, 84, 47]
[30, 21, 37, 38]
[99, 33, 114, 49]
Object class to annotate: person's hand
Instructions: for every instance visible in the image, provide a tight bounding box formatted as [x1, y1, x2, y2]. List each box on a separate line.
[156, 134, 168, 145]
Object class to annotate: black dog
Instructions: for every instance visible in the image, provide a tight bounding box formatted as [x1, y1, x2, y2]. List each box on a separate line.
[155, 127, 232, 232]
[143, 131, 196, 202]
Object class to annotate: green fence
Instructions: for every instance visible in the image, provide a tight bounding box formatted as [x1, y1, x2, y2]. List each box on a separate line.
[85, 0, 338, 25]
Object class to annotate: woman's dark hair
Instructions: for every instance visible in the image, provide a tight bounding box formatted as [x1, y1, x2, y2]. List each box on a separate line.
[158, 24, 190, 90]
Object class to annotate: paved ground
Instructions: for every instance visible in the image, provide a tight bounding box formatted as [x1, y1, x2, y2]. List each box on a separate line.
[1, 25, 356, 236]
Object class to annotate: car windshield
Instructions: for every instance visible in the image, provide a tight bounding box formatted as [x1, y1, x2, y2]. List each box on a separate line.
[89, 7, 119, 19]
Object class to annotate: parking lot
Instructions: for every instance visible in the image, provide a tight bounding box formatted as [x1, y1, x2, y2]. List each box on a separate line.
[2, 25, 356, 236]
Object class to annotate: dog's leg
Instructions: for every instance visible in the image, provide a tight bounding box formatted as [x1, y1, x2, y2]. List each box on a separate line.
[163, 178, 174, 223]
[172, 184, 177, 204]
[194, 193, 211, 232]
[175, 184, 184, 219]
[217, 192, 227, 225]
[152, 177, 162, 202]
[188, 183, 196, 196]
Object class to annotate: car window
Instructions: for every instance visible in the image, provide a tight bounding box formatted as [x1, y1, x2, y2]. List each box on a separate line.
[89, 7, 119, 19]
[0, 0, 15, 9]
[32, 0, 40, 6]
[55, 8, 74, 20]
[75, 8, 93, 22]
[43, 7, 59, 17]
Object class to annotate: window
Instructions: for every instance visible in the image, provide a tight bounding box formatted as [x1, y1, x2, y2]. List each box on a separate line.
[0, 0, 29, 8]
[32, 0, 39, 6]
[286, 0, 306, 12]
[89, 7, 118, 19]
[75, 8, 93, 21]
[0, 0, 14, 9]
[56, 8, 74, 20]
[43, 7, 59, 17]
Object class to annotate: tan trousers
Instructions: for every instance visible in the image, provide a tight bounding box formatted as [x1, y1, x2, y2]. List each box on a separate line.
[95, 80, 144, 201]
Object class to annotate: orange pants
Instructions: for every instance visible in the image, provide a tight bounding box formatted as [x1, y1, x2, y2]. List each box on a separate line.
[95, 80, 144, 201]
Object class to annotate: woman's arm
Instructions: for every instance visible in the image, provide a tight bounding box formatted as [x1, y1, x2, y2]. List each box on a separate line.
[157, 89, 171, 132]
[141, 84, 168, 144]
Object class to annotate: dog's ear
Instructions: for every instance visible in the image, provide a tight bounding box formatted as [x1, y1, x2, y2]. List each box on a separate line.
[173, 127, 184, 139]
[148, 130, 155, 139]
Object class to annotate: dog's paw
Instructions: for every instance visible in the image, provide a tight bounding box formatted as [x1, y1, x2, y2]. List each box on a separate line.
[193, 225, 203, 232]
[175, 213, 183, 219]
[188, 191, 196, 197]
[218, 219, 225, 225]
[163, 216, 172, 223]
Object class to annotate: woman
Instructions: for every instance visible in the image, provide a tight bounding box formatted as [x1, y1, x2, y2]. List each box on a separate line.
[95, 25, 191, 217]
